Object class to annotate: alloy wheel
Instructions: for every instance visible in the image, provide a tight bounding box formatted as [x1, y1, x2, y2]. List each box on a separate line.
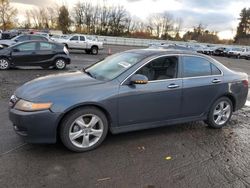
[55, 59, 66, 69]
[213, 101, 231, 125]
[0, 59, 9, 70]
[69, 114, 104, 148]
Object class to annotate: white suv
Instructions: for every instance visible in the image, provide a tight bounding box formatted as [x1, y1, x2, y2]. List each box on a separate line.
[57, 34, 103, 55]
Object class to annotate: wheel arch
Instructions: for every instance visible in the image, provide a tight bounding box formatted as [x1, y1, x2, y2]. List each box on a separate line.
[213, 93, 236, 112]
[91, 45, 98, 49]
[56, 103, 113, 140]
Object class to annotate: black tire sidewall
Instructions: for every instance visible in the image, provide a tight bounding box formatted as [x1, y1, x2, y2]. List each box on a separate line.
[207, 97, 233, 128]
[60, 107, 109, 152]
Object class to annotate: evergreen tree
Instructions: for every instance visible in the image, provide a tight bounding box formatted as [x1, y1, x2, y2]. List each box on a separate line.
[234, 8, 250, 43]
[58, 5, 71, 34]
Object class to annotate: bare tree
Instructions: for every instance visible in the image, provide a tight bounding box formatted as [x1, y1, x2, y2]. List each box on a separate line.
[0, 0, 17, 30]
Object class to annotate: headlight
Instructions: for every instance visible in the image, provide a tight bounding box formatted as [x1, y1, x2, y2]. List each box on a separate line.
[14, 99, 52, 112]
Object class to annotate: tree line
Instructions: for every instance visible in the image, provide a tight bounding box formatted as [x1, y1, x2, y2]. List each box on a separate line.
[0, 0, 249, 44]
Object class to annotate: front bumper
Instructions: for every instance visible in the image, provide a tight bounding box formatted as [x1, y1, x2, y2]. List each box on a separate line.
[9, 108, 61, 143]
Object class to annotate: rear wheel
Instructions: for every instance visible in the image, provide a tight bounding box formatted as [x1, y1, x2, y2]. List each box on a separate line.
[206, 97, 233, 128]
[60, 107, 108, 152]
[54, 58, 66, 70]
[0, 58, 10, 70]
[91, 46, 98, 55]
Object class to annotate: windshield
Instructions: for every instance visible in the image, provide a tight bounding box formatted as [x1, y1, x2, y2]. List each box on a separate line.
[85, 52, 146, 81]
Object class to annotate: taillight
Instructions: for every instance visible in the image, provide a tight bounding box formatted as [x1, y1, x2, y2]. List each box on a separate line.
[242, 80, 249, 88]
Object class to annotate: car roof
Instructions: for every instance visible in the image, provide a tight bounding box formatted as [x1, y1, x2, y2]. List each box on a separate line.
[124, 48, 201, 57]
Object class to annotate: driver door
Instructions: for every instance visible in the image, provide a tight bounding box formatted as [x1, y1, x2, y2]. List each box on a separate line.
[118, 56, 182, 127]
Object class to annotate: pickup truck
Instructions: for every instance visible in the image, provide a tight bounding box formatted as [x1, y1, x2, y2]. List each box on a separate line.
[57, 34, 103, 55]
[240, 48, 250, 60]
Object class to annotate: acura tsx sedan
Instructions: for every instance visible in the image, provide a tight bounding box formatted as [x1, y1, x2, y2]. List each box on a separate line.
[9, 49, 248, 152]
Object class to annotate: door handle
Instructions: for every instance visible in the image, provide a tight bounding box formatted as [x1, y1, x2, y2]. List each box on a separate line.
[212, 79, 221, 84]
[168, 84, 179, 89]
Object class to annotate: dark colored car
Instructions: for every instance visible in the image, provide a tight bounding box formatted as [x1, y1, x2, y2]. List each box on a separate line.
[0, 41, 70, 70]
[213, 47, 226, 56]
[9, 49, 248, 152]
[1, 29, 20, 39]
[0, 34, 49, 48]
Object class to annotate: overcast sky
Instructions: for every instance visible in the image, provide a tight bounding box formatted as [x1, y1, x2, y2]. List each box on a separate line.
[10, 0, 250, 39]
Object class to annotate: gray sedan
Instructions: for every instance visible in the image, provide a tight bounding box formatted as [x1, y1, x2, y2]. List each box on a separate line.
[9, 49, 249, 152]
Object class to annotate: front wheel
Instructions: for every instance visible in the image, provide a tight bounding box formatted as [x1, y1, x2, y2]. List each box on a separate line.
[0, 58, 10, 70]
[60, 107, 109, 152]
[54, 59, 66, 70]
[206, 97, 233, 128]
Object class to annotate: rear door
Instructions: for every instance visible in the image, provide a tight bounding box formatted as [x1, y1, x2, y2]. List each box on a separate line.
[35, 42, 57, 65]
[11, 42, 38, 66]
[181, 55, 223, 117]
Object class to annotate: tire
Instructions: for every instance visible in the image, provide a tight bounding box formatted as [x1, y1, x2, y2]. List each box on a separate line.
[91, 46, 98, 55]
[0, 58, 10, 70]
[54, 58, 66, 70]
[60, 107, 109, 152]
[206, 97, 233, 129]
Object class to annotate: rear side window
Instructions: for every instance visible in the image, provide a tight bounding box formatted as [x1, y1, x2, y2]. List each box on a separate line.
[39, 42, 56, 50]
[183, 56, 211, 77]
[182, 56, 221, 77]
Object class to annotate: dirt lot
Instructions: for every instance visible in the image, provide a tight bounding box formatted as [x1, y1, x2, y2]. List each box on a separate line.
[0, 45, 250, 188]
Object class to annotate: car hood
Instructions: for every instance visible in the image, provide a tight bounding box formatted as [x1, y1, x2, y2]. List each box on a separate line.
[15, 71, 103, 101]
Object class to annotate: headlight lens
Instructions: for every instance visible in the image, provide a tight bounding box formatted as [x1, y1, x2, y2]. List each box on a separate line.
[14, 99, 52, 112]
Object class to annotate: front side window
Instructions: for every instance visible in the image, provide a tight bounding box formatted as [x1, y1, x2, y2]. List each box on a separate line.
[15, 42, 36, 51]
[136, 56, 178, 81]
[85, 52, 146, 81]
[70, 36, 79, 41]
[15, 35, 29, 42]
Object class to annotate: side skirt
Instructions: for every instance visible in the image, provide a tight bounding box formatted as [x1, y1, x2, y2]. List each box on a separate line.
[110, 114, 207, 134]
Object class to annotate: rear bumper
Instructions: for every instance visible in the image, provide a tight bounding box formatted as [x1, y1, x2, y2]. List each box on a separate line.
[9, 108, 61, 143]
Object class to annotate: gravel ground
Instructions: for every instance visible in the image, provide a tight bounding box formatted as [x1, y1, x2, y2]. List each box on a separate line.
[0, 45, 250, 188]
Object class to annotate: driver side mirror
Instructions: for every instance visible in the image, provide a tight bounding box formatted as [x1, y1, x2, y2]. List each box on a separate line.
[130, 74, 148, 84]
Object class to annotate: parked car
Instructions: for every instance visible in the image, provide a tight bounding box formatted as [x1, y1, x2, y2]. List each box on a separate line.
[57, 34, 103, 55]
[149, 43, 196, 52]
[213, 47, 226, 56]
[1, 29, 20, 39]
[227, 47, 243, 58]
[0, 41, 70, 70]
[239, 48, 250, 60]
[9, 49, 248, 152]
[0, 34, 49, 48]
